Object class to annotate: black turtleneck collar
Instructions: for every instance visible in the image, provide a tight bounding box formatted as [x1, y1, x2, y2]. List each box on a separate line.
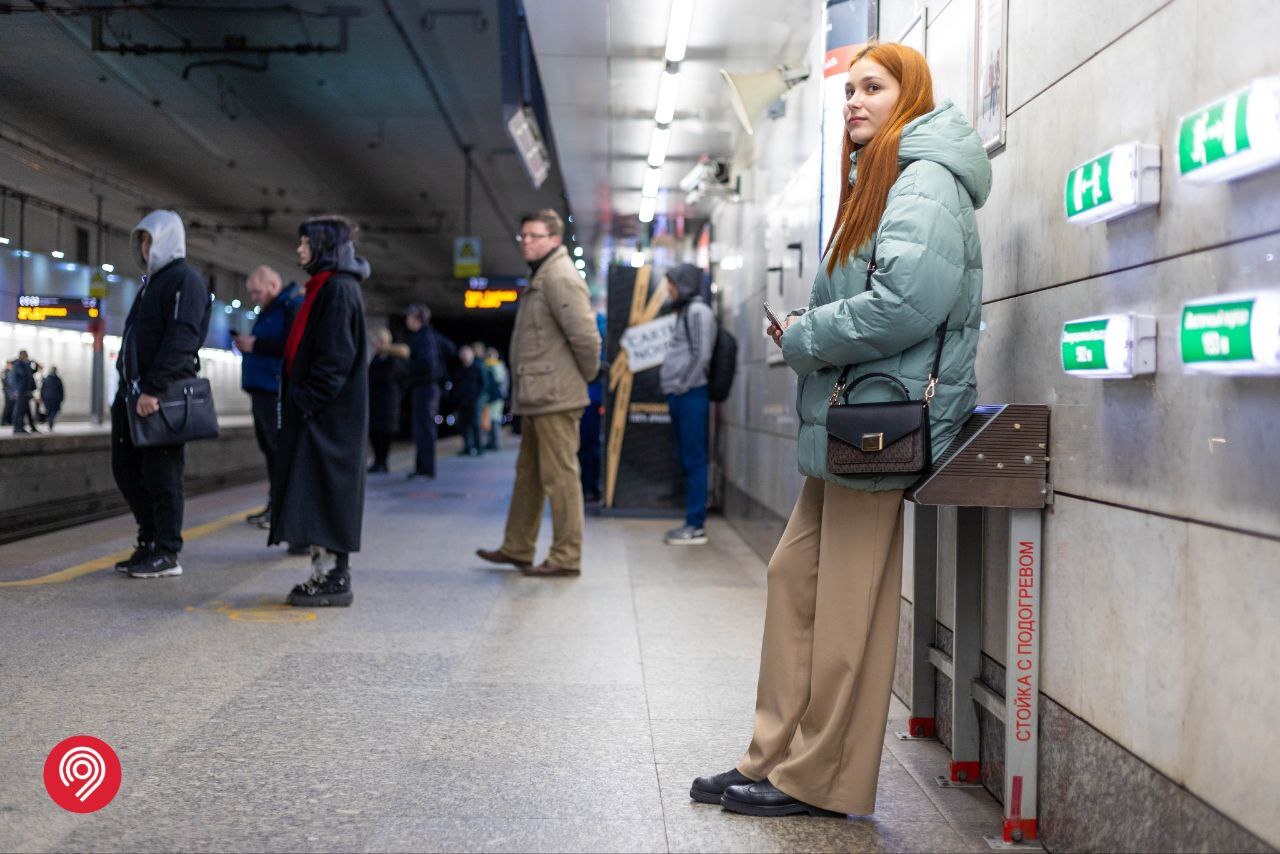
[528, 244, 559, 277]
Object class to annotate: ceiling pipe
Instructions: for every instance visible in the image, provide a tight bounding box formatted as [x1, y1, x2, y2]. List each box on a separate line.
[381, 0, 516, 238]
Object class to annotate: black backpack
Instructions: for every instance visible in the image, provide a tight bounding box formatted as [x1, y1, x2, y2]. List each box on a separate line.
[683, 309, 737, 403]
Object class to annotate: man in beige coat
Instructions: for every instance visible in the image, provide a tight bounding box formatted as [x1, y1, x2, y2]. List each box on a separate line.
[477, 209, 601, 576]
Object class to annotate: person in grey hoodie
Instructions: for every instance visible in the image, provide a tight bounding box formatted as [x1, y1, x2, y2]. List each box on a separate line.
[660, 263, 716, 545]
[112, 210, 211, 579]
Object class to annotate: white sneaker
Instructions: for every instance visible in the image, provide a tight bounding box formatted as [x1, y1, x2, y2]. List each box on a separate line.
[665, 525, 708, 545]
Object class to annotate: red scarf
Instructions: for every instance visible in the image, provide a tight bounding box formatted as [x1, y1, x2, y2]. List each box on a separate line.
[283, 270, 333, 376]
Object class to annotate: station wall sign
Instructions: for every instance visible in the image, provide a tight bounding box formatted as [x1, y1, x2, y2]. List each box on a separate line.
[1177, 77, 1280, 183]
[1064, 143, 1161, 225]
[1180, 290, 1280, 376]
[453, 236, 482, 278]
[1061, 313, 1157, 378]
[16, 295, 100, 322]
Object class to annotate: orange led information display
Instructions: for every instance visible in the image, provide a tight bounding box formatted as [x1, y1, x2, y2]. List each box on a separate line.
[16, 295, 100, 322]
[464, 289, 519, 309]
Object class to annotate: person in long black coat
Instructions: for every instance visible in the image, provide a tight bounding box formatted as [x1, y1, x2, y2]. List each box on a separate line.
[268, 216, 369, 608]
[367, 327, 408, 473]
[40, 367, 64, 430]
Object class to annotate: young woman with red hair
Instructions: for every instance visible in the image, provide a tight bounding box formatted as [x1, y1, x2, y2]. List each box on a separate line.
[692, 42, 992, 818]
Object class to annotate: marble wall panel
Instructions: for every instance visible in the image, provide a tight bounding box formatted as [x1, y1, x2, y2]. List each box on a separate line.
[975, 233, 1280, 537]
[978, 0, 1280, 302]
[1182, 524, 1280, 844]
[1040, 496, 1191, 785]
[1005, 0, 1170, 111]
[924, 0, 976, 120]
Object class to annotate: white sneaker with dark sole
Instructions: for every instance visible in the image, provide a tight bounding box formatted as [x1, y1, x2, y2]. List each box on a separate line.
[665, 525, 708, 545]
[128, 552, 183, 578]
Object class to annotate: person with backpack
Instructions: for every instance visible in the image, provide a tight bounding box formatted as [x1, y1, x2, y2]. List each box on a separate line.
[660, 263, 715, 545]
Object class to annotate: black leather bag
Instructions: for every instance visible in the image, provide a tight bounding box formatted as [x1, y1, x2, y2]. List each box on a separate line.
[124, 333, 219, 448]
[824, 257, 945, 477]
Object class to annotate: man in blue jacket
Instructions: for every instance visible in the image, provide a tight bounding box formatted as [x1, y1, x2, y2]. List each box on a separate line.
[235, 265, 302, 527]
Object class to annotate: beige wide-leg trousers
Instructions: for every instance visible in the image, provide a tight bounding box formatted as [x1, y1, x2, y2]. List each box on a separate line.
[738, 476, 905, 815]
[500, 410, 585, 569]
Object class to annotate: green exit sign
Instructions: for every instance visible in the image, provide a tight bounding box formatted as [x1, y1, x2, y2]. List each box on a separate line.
[1061, 314, 1156, 378]
[1180, 291, 1280, 376]
[1065, 143, 1161, 225]
[1178, 77, 1280, 183]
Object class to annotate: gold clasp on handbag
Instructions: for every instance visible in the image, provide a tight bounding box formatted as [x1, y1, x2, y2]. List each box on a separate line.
[861, 433, 884, 452]
[924, 376, 938, 404]
[828, 380, 846, 405]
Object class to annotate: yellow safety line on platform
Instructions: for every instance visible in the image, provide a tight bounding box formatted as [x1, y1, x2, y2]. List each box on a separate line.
[0, 508, 259, 587]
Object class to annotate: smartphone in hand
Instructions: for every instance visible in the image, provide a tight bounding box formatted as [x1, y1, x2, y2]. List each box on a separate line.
[763, 301, 783, 331]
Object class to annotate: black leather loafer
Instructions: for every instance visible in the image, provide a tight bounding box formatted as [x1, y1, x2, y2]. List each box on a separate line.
[721, 780, 846, 818]
[689, 768, 754, 804]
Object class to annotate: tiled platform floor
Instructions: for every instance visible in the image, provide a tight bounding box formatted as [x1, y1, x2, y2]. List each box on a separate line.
[0, 435, 1004, 853]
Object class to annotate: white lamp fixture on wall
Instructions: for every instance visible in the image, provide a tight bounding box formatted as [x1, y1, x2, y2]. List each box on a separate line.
[1060, 313, 1157, 378]
[720, 65, 811, 135]
[1064, 143, 1161, 226]
[1180, 290, 1280, 376]
[1177, 77, 1280, 183]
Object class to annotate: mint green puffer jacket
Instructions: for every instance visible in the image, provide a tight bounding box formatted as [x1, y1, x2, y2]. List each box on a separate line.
[781, 101, 992, 492]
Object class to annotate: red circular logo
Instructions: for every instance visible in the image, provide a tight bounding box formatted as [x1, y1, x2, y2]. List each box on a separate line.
[43, 735, 122, 813]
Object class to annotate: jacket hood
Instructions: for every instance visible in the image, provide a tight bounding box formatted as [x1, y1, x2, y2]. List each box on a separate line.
[132, 210, 186, 274]
[851, 101, 992, 210]
[665, 263, 704, 307]
[334, 241, 371, 281]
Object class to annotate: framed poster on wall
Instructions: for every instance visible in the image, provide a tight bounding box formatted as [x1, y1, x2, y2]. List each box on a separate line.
[974, 0, 1007, 154]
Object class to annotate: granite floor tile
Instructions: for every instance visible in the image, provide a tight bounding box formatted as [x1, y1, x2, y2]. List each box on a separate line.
[649, 718, 755, 766]
[380, 759, 664, 820]
[412, 716, 655, 764]
[452, 636, 644, 685]
[434, 682, 651, 720]
[361, 817, 669, 853]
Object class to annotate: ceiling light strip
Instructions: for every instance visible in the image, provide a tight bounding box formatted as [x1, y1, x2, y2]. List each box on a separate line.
[664, 0, 694, 63]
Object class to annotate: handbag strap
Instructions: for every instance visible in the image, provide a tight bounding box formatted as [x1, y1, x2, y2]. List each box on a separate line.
[830, 254, 948, 406]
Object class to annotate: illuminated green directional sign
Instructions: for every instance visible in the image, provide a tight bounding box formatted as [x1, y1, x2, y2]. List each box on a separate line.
[1061, 314, 1156, 378]
[1180, 291, 1280, 376]
[1065, 143, 1161, 225]
[1178, 77, 1280, 183]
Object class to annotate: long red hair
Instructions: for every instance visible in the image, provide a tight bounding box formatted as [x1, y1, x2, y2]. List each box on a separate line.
[824, 42, 935, 275]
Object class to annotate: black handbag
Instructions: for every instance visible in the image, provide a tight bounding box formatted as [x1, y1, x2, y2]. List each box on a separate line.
[824, 257, 946, 477]
[125, 331, 219, 448]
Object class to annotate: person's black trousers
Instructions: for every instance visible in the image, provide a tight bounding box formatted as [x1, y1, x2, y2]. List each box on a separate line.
[411, 383, 439, 476]
[369, 430, 393, 467]
[12, 394, 33, 433]
[579, 400, 602, 500]
[249, 389, 280, 502]
[111, 395, 186, 554]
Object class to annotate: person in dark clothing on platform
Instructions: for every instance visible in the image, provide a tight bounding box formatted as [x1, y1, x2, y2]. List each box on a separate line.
[579, 313, 607, 502]
[269, 216, 369, 607]
[112, 210, 212, 578]
[10, 351, 38, 434]
[40, 367, 64, 430]
[455, 345, 486, 456]
[235, 265, 303, 528]
[2, 361, 14, 426]
[404, 303, 454, 478]
[368, 327, 409, 473]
